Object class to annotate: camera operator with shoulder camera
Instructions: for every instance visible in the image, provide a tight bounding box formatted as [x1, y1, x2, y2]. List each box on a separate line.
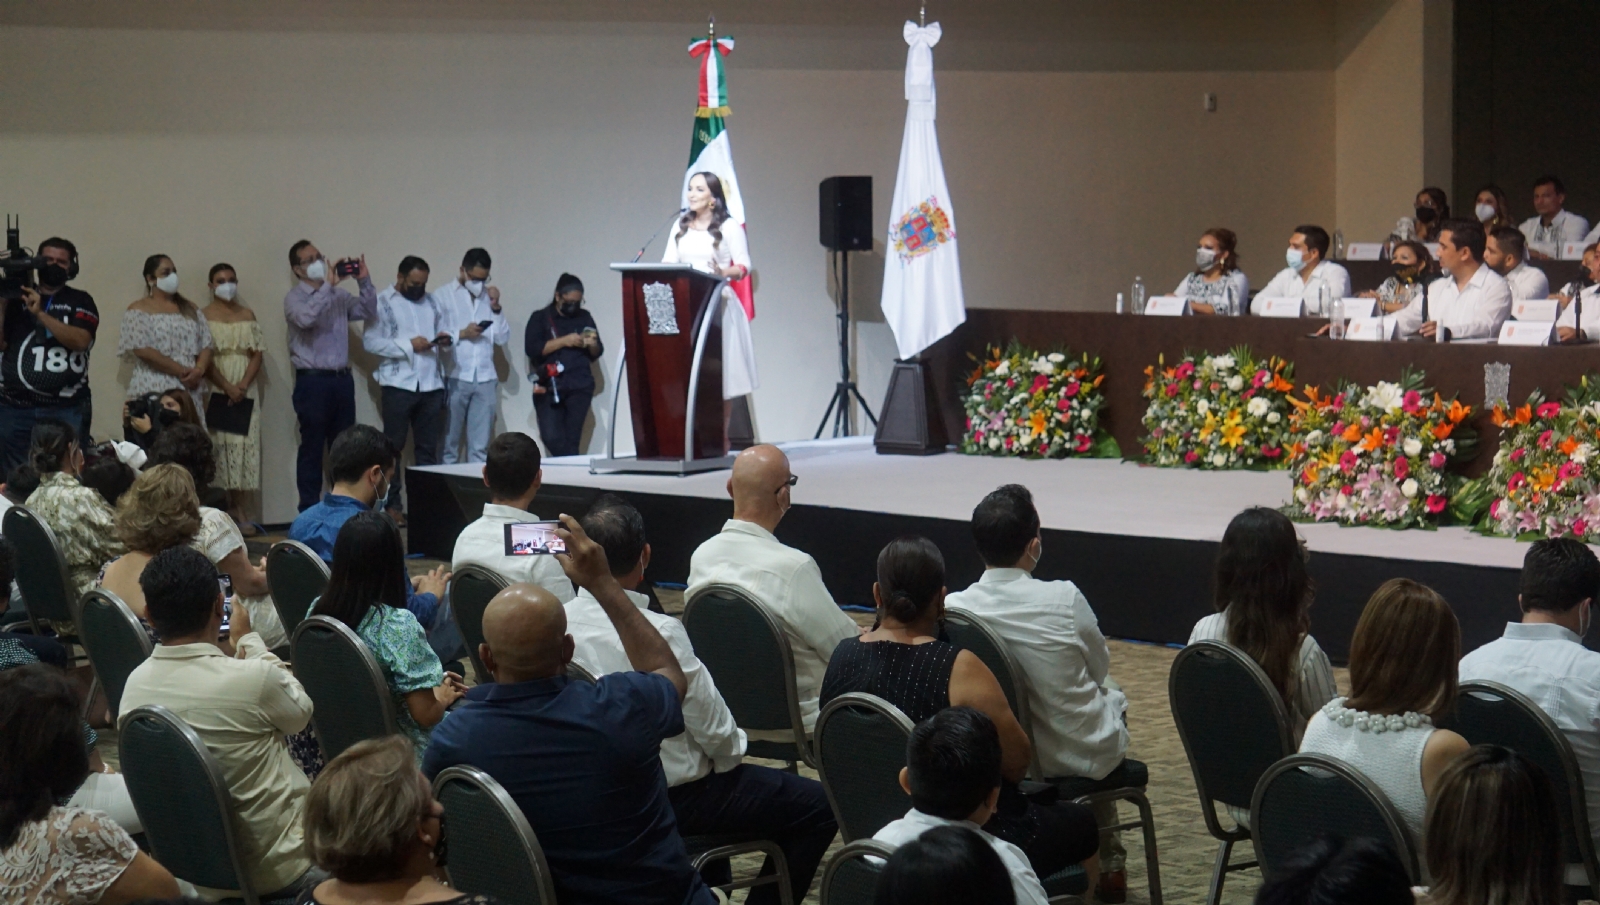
[0, 237, 98, 474]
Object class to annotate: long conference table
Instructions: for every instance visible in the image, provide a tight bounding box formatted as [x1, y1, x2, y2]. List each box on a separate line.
[923, 309, 1600, 477]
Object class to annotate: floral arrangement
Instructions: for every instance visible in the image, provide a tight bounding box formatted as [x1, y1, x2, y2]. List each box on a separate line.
[1282, 369, 1475, 529]
[1140, 347, 1297, 469]
[1476, 375, 1600, 541]
[961, 342, 1118, 459]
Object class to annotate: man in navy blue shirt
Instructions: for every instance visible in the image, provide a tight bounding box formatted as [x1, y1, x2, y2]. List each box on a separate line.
[423, 515, 715, 905]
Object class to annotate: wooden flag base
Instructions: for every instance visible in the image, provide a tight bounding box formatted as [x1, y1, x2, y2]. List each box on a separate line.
[874, 359, 949, 455]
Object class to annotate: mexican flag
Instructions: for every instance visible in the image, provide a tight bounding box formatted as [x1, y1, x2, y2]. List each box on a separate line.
[683, 31, 755, 319]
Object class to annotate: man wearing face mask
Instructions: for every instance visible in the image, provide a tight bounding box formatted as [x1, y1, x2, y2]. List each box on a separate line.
[283, 239, 377, 511]
[0, 237, 98, 474]
[434, 248, 510, 465]
[1483, 227, 1550, 301]
[364, 256, 450, 522]
[1251, 225, 1351, 315]
[1519, 176, 1589, 261]
[1459, 537, 1600, 886]
[525, 273, 604, 457]
[1394, 219, 1511, 341]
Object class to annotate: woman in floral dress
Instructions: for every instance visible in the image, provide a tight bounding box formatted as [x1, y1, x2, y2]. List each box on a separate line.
[117, 254, 212, 417]
[202, 263, 264, 533]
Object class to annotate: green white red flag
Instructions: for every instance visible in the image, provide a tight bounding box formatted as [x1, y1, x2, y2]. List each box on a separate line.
[684, 31, 755, 319]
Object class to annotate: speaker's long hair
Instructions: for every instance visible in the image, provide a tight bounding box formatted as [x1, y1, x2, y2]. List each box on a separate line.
[675, 171, 729, 252]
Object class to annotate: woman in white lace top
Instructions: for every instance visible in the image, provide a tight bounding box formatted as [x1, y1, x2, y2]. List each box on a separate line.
[1173, 228, 1250, 316]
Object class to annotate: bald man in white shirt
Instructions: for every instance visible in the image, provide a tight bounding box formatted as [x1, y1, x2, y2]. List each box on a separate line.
[1395, 219, 1511, 341]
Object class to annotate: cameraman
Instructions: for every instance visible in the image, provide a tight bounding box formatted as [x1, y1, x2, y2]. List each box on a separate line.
[0, 238, 98, 474]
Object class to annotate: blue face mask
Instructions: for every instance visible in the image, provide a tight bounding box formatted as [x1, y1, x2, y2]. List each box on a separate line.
[1286, 247, 1306, 270]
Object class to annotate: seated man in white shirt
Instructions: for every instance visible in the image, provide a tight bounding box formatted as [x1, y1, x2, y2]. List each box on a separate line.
[1519, 175, 1590, 260]
[120, 546, 322, 900]
[873, 707, 1062, 905]
[1251, 224, 1351, 315]
[1484, 227, 1551, 302]
[451, 431, 575, 602]
[1394, 219, 1512, 341]
[363, 255, 449, 521]
[944, 483, 1131, 898]
[1556, 245, 1600, 343]
[686, 444, 859, 737]
[1458, 538, 1600, 886]
[569, 494, 837, 905]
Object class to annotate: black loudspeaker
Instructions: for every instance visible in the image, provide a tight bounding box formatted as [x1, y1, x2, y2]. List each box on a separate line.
[819, 176, 873, 251]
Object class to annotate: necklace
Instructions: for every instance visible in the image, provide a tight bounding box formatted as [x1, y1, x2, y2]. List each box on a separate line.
[1322, 698, 1432, 734]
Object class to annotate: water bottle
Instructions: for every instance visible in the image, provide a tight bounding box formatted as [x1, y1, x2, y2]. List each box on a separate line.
[1131, 276, 1146, 315]
[1332, 228, 1346, 261]
[1328, 296, 1346, 340]
[1115, 291, 1125, 315]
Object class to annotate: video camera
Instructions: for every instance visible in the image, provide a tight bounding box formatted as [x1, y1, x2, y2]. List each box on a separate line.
[0, 216, 42, 301]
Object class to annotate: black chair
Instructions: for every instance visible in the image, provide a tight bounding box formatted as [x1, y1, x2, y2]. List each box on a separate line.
[815, 692, 917, 842]
[1447, 680, 1600, 892]
[291, 614, 398, 761]
[565, 660, 598, 683]
[4, 505, 81, 640]
[119, 705, 262, 905]
[265, 540, 330, 649]
[819, 839, 895, 905]
[1168, 640, 1296, 905]
[683, 583, 814, 769]
[944, 606, 1163, 905]
[1250, 753, 1420, 884]
[449, 565, 509, 684]
[433, 765, 557, 905]
[75, 588, 152, 720]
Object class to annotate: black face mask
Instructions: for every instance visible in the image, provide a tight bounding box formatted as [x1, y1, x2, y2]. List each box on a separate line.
[558, 301, 581, 316]
[1414, 206, 1439, 224]
[157, 408, 182, 427]
[37, 264, 70, 287]
[1393, 262, 1422, 282]
[400, 284, 427, 302]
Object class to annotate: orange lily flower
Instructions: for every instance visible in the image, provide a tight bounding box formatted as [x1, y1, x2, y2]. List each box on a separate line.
[1431, 422, 1455, 441]
[1358, 428, 1385, 452]
[1342, 422, 1364, 443]
[1561, 436, 1580, 456]
[1029, 410, 1047, 438]
[1447, 399, 1471, 424]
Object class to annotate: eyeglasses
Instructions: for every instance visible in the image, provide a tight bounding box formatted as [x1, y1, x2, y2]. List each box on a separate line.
[777, 474, 798, 494]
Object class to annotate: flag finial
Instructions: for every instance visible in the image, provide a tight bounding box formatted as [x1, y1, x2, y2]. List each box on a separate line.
[708, 15, 715, 40]
[919, 4, 925, 26]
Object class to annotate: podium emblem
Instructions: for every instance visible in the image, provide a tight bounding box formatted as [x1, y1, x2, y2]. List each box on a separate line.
[643, 282, 680, 335]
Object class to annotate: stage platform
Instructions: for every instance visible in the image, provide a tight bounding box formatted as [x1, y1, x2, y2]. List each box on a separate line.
[407, 437, 1549, 662]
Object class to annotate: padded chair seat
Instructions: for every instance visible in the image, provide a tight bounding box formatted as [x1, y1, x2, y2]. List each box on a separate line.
[1050, 759, 1149, 800]
[1041, 863, 1088, 897]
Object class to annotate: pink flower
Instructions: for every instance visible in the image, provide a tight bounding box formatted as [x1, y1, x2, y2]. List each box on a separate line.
[1005, 378, 1016, 390]
[1066, 381, 1081, 398]
[1402, 390, 1424, 413]
[1184, 450, 1200, 464]
[1176, 361, 1195, 379]
[1193, 379, 1203, 390]
[1429, 452, 1446, 468]
[1057, 397, 1071, 411]
[1490, 499, 1501, 519]
[1339, 450, 1360, 472]
[1030, 375, 1049, 394]
[1074, 435, 1092, 453]
[1165, 383, 1180, 398]
[1004, 437, 1014, 450]
[1394, 458, 1410, 479]
[1561, 461, 1584, 481]
[1425, 494, 1447, 514]
[1253, 369, 1270, 388]
[1576, 518, 1591, 537]
[1509, 472, 1527, 491]
[1340, 485, 1354, 496]
[1538, 402, 1562, 419]
[1261, 445, 1282, 459]
[1510, 447, 1526, 462]
[1539, 430, 1555, 449]
[1384, 426, 1401, 447]
[1210, 382, 1222, 393]
[1332, 421, 1347, 435]
[1331, 392, 1347, 410]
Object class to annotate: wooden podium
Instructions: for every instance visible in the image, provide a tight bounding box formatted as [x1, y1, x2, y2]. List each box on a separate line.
[590, 263, 737, 474]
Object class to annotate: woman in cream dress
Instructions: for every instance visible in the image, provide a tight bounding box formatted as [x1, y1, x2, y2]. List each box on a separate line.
[662, 171, 759, 399]
[202, 263, 264, 534]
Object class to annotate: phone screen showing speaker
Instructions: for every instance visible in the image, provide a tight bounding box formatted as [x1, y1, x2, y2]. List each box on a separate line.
[504, 521, 566, 556]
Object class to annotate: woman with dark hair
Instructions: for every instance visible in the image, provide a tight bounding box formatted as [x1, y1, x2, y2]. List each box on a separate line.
[663, 171, 759, 402]
[123, 387, 202, 451]
[117, 254, 214, 418]
[1423, 745, 1564, 905]
[525, 273, 604, 457]
[875, 824, 1017, 905]
[148, 422, 228, 511]
[1473, 184, 1514, 234]
[1360, 239, 1436, 314]
[821, 536, 1100, 882]
[202, 262, 264, 533]
[309, 512, 462, 760]
[1414, 187, 1451, 243]
[24, 419, 126, 601]
[1254, 835, 1412, 905]
[0, 663, 179, 904]
[1174, 228, 1249, 316]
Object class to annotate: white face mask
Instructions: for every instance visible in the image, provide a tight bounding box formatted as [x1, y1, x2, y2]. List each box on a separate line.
[464, 278, 486, 296]
[1475, 203, 1497, 222]
[213, 281, 238, 301]
[155, 272, 179, 294]
[304, 258, 327, 282]
[1195, 247, 1218, 270]
[1286, 248, 1306, 270]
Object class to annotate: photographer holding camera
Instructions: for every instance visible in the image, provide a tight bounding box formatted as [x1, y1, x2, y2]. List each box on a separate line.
[0, 237, 98, 474]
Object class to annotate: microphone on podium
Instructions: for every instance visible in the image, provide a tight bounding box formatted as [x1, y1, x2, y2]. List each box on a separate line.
[632, 207, 689, 263]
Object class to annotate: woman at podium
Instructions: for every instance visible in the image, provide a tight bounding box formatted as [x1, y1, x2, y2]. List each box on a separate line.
[663, 171, 759, 399]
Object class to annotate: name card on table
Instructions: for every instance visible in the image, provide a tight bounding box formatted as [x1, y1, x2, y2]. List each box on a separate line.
[1562, 241, 1588, 261]
[1498, 320, 1555, 346]
[1340, 298, 1378, 319]
[1256, 296, 1304, 318]
[1346, 243, 1383, 261]
[1145, 296, 1191, 316]
[1343, 317, 1399, 341]
[1512, 298, 1560, 321]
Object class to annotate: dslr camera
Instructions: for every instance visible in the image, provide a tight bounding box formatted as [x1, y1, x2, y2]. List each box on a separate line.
[0, 215, 42, 301]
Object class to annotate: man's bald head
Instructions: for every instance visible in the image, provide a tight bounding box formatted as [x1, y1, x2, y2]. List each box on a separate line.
[728, 444, 793, 530]
[480, 583, 572, 683]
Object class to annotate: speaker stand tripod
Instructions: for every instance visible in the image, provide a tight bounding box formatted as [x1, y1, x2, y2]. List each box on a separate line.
[814, 248, 878, 438]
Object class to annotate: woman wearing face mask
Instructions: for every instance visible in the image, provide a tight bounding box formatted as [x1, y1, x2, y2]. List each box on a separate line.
[117, 254, 215, 420]
[1360, 240, 1435, 314]
[1173, 228, 1249, 316]
[664, 171, 759, 406]
[1412, 187, 1450, 243]
[1473, 184, 1513, 234]
[525, 272, 604, 457]
[202, 263, 264, 534]
[122, 388, 200, 449]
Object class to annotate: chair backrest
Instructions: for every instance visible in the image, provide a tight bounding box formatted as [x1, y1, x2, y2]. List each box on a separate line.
[1251, 753, 1420, 883]
[815, 692, 917, 842]
[565, 660, 598, 683]
[76, 588, 153, 719]
[942, 606, 1041, 776]
[449, 565, 509, 684]
[682, 583, 807, 741]
[119, 705, 260, 905]
[433, 765, 558, 905]
[1169, 640, 1296, 837]
[1448, 680, 1599, 884]
[820, 838, 896, 905]
[265, 540, 330, 643]
[3, 505, 75, 628]
[291, 615, 398, 761]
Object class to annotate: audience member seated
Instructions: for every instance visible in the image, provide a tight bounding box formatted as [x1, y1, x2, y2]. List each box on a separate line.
[450, 431, 574, 602]
[822, 536, 1098, 881]
[1395, 219, 1511, 341]
[1458, 538, 1600, 885]
[1251, 225, 1351, 315]
[120, 546, 321, 900]
[571, 494, 837, 904]
[1472, 184, 1514, 234]
[1412, 187, 1450, 243]
[1299, 578, 1469, 844]
[308, 512, 461, 761]
[1556, 243, 1599, 343]
[1421, 744, 1562, 905]
[148, 424, 229, 512]
[1483, 227, 1550, 303]
[1173, 228, 1249, 316]
[1359, 239, 1434, 314]
[24, 419, 126, 602]
[0, 663, 180, 905]
[424, 517, 718, 905]
[872, 707, 1056, 905]
[98, 463, 202, 638]
[876, 824, 1019, 905]
[77, 444, 136, 510]
[944, 484, 1130, 898]
[1519, 175, 1589, 260]
[1252, 835, 1413, 905]
[687, 444, 857, 738]
[291, 425, 456, 660]
[303, 735, 499, 905]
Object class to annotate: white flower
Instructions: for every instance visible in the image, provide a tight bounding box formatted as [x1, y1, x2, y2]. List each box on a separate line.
[1403, 438, 1423, 457]
[1402, 478, 1419, 498]
[1267, 411, 1282, 425]
[1363, 381, 1404, 413]
[1493, 448, 1509, 467]
[1213, 354, 1236, 371]
[988, 436, 1001, 450]
[1227, 376, 1245, 392]
[1196, 399, 1211, 416]
[1441, 439, 1456, 454]
[1306, 429, 1324, 446]
[1011, 393, 1028, 406]
[1201, 356, 1216, 370]
[1296, 487, 1309, 503]
[1585, 402, 1600, 421]
[994, 360, 1010, 377]
[1575, 443, 1594, 464]
[1047, 352, 1066, 363]
[1211, 453, 1227, 467]
[1032, 357, 1054, 374]
[1247, 396, 1271, 417]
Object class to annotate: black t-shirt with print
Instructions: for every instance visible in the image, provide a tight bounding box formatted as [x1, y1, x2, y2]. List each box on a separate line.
[0, 285, 99, 407]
